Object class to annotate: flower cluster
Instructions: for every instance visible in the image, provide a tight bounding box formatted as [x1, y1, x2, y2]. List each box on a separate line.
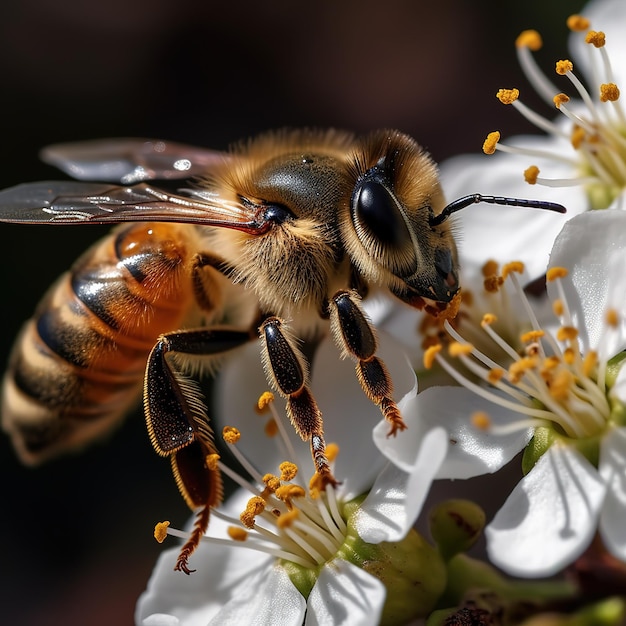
[137, 0, 626, 624]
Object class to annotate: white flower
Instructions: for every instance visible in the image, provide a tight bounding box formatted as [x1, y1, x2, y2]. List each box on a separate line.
[439, 0, 626, 279]
[136, 331, 449, 625]
[417, 210, 626, 578]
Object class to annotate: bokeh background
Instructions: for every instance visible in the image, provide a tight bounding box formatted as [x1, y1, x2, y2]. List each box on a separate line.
[0, 1, 584, 624]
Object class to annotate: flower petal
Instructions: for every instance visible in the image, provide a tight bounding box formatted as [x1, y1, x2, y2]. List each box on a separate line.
[599, 426, 626, 561]
[306, 558, 386, 626]
[142, 615, 180, 626]
[396, 386, 531, 480]
[136, 491, 275, 626]
[485, 443, 606, 577]
[547, 211, 626, 356]
[356, 426, 448, 543]
[207, 564, 306, 626]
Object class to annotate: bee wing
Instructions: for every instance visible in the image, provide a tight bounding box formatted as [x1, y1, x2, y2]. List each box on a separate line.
[0, 181, 266, 232]
[40, 138, 228, 184]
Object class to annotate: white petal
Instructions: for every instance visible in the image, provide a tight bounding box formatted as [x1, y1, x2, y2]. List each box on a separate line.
[397, 387, 531, 480]
[599, 427, 626, 561]
[356, 426, 448, 543]
[207, 565, 305, 626]
[306, 559, 386, 626]
[547, 211, 626, 356]
[486, 444, 606, 577]
[142, 615, 180, 626]
[136, 492, 275, 626]
[440, 142, 587, 279]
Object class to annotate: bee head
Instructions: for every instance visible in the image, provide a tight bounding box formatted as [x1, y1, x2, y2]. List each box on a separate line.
[344, 131, 459, 307]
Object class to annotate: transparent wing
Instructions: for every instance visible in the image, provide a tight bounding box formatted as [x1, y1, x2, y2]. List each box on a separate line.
[0, 181, 266, 232]
[40, 138, 229, 184]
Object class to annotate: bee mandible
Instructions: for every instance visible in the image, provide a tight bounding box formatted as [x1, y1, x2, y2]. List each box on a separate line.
[0, 129, 565, 572]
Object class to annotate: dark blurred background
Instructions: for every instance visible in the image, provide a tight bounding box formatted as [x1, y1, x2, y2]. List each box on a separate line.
[0, 1, 583, 624]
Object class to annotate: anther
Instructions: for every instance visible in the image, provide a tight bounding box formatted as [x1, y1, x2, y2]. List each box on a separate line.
[227, 527, 248, 541]
[496, 88, 520, 105]
[206, 453, 220, 470]
[223, 425, 241, 444]
[471, 411, 492, 430]
[279, 461, 298, 482]
[600, 83, 620, 102]
[546, 267, 569, 281]
[556, 60, 574, 75]
[482, 259, 499, 277]
[585, 31, 606, 48]
[566, 15, 590, 32]
[516, 29, 542, 50]
[154, 521, 170, 543]
[257, 391, 275, 413]
[502, 261, 525, 279]
[553, 93, 570, 109]
[423, 344, 442, 369]
[481, 313, 498, 327]
[483, 131, 500, 155]
[524, 165, 539, 184]
[449, 342, 474, 357]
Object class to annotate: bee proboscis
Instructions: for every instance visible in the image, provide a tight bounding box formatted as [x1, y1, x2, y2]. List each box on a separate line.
[0, 129, 565, 572]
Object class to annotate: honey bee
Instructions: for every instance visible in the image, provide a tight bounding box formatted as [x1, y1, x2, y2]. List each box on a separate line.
[0, 129, 565, 573]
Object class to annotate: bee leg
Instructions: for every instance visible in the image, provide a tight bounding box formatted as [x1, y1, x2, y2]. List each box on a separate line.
[190, 252, 229, 313]
[328, 290, 407, 436]
[259, 317, 338, 488]
[145, 327, 254, 573]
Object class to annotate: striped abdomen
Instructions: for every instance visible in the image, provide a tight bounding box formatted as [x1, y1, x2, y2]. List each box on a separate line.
[2, 222, 202, 464]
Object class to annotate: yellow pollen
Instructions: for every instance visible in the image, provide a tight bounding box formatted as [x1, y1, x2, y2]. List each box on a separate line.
[484, 275, 504, 293]
[571, 125, 586, 149]
[326, 442, 339, 463]
[264, 418, 279, 437]
[481, 313, 498, 326]
[563, 348, 576, 365]
[509, 357, 538, 383]
[502, 261, 525, 279]
[516, 29, 542, 50]
[553, 93, 571, 109]
[439, 290, 462, 322]
[546, 266, 569, 282]
[557, 326, 579, 342]
[448, 341, 474, 358]
[553, 299, 564, 317]
[240, 510, 256, 529]
[423, 344, 442, 370]
[247, 496, 267, 515]
[276, 484, 306, 506]
[549, 369, 574, 401]
[308, 472, 325, 497]
[524, 165, 539, 184]
[279, 461, 299, 482]
[521, 330, 545, 343]
[488, 368, 505, 384]
[154, 521, 170, 543]
[227, 526, 248, 541]
[556, 60, 574, 75]
[600, 83, 620, 102]
[566, 15, 590, 32]
[483, 131, 500, 155]
[462, 290, 474, 307]
[222, 425, 241, 444]
[206, 453, 220, 471]
[482, 259, 499, 277]
[256, 391, 275, 413]
[276, 509, 299, 529]
[606, 308, 619, 327]
[542, 355, 561, 371]
[471, 411, 492, 430]
[585, 30, 606, 48]
[583, 351, 598, 377]
[263, 474, 281, 492]
[496, 88, 520, 105]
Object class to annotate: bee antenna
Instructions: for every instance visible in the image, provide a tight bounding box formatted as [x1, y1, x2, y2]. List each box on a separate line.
[429, 194, 567, 226]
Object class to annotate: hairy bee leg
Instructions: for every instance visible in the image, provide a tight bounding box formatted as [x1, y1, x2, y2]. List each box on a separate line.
[329, 290, 406, 436]
[259, 317, 337, 487]
[145, 327, 254, 573]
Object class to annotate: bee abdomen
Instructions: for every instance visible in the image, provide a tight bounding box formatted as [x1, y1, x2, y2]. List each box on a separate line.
[2, 223, 198, 465]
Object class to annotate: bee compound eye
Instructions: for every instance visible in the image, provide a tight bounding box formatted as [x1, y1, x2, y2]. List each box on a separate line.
[352, 181, 412, 248]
